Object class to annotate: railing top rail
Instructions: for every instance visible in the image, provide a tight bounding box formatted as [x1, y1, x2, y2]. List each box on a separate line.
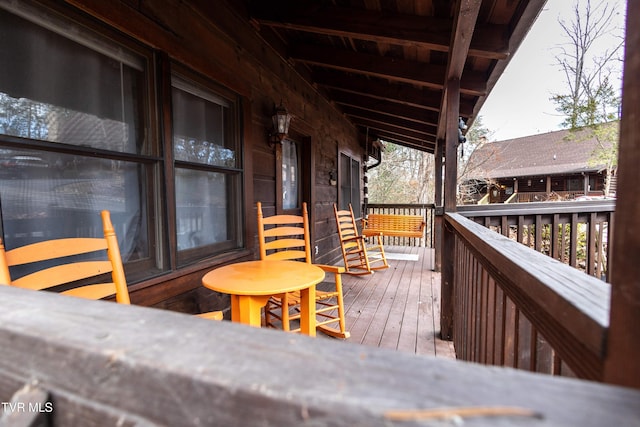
[446, 212, 611, 379]
[366, 203, 436, 209]
[458, 199, 615, 217]
[1, 286, 637, 426]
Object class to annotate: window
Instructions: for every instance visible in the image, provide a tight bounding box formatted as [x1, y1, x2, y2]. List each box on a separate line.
[339, 153, 361, 218]
[171, 75, 243, 265]
[566, 177, 583, 191]
[282, 139, 299, 210]
[0, 3, 155, 278]
[588, 174, 606, 192]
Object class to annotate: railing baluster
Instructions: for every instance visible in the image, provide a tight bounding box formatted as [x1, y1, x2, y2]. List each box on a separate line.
[458, 201, 614, 282]
[486, 276, 496, 365]
[588, 213, 597, 276]
[503, 297, 517, 367]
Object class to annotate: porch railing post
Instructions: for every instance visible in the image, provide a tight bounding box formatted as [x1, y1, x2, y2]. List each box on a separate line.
[434, 139, 444, 272]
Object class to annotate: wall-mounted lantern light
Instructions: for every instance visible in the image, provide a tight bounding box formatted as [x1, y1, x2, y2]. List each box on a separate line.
[329, 170, 337, 186]
[458, 117, 467, 157]
[268, 101, 292, 148]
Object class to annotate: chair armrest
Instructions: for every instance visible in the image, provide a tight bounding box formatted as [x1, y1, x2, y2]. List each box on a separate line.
[314, 264, 346, 275]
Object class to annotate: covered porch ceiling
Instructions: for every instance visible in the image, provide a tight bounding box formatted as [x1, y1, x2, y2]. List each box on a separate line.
[244, 0, 547, 154]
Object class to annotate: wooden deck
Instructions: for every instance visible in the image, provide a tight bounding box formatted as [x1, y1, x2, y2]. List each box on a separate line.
[320, 246, 456, 359]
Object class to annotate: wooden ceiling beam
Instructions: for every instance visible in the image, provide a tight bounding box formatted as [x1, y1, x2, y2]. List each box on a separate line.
[361, 128, 436, 153]
[329, 91, 440, 125]
[250, 4, 508, 60]
[313, 69, 441, 111]
[312, 69, 475, 117]
[291, 44, 486, 96]
[344, 110, 437, 138]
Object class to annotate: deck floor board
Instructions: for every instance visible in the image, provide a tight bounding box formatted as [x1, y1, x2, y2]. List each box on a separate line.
[328, 246, 456, 359]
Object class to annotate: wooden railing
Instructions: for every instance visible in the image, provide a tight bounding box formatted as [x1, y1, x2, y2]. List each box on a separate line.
[515, 191, 591, 203]
[458, 200, 615, 281]
[1, 285, 638, 426]
[365, 203, 435, 248]
[446, 213, 610, 381]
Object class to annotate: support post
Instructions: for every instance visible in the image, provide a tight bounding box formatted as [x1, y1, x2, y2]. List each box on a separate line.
[440, 78, 460, 340]
[434, 140, 444, 272]
[604, 0, 640, 389]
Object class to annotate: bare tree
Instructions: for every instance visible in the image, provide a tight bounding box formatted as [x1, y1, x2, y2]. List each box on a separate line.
[367, 143, 434, 204]
[457, 116, 497, 204]
[551, 0, 624, 196]
[551, 0, 624, 128]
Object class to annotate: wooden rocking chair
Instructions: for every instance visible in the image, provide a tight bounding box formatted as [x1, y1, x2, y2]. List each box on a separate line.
[257, 202, 350, 339]
[0, 210, 223, 320]
[333, 204, 388, 275]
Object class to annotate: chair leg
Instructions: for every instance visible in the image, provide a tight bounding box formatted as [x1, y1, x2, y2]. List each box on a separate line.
[316, 273, 350, 339]
[377, 235, 389, 268]
[264, 299, 272, 327]
[280, 293, 290, 332]
[334, 273, 348, 336]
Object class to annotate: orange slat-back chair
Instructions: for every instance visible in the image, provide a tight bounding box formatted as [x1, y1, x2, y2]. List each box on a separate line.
[0, 210, 223, 320]
[333, 204, 388, 275]
[256, 202, 349, 339]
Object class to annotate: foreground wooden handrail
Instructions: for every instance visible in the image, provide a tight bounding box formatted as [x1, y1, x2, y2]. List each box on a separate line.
[1, 286, 638, 426]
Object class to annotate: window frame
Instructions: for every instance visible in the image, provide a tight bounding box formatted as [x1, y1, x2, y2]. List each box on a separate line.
[338, 152, 361, 218]
[169, 68, 244, 267]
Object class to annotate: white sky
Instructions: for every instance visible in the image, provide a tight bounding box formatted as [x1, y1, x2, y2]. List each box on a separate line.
[479, 0, 627, 142]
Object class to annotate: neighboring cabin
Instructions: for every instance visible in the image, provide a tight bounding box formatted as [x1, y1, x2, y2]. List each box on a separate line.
[462, 125, 617, 204]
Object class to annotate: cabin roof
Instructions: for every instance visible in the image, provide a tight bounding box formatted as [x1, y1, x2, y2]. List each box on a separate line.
[465, 125, 617, 179]
[241, 0, 547, 154]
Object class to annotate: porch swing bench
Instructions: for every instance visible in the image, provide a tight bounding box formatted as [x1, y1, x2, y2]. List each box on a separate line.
[362, 214, 426, 239]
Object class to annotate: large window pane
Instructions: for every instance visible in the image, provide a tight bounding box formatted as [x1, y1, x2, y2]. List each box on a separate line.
[0, 148, 148, 263]
[0, 8, 146, 154]
[172, 80, 237, 168]
[175, 169, 238, 251]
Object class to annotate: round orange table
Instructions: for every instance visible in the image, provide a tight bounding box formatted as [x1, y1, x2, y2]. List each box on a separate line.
[201, 260, 325, 336]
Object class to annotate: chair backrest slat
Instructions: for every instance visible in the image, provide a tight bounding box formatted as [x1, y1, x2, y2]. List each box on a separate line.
[257, 202, 312, 264]
[11, 261, 114, 290]
[5, 238, 108, 266]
